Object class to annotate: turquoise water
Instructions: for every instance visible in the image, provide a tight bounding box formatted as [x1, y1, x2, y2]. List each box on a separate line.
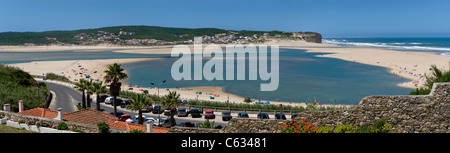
[122, 48, 412, 105]
[0, 50, 169, 64]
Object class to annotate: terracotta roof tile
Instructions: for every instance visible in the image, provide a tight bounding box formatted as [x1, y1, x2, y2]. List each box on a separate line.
[63, 108, 118, 125]
[19, 107, 169, 133]
[18, 108, 62, 119]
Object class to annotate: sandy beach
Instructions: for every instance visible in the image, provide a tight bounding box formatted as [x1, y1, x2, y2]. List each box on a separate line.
[7, 58, 161, 83]
[5, 39, 450, 107]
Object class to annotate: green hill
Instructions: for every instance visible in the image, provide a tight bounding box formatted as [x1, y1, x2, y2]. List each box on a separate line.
[0, 25, 319, 45]
[0, 64, 49, 112]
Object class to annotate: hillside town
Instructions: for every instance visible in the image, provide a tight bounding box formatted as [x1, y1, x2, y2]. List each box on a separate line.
[24, 30, 292, 46]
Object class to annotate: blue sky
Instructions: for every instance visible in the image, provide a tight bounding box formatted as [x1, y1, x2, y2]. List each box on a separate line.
[0, 0, 449, 38]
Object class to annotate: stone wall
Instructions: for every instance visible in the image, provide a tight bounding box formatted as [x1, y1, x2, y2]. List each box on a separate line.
[0, 110, 127, 133]
[169, 127, 221, 133]
[221, 118, 282, 133]
[168, 118, 282, 133]
[295, 83, 450, 133]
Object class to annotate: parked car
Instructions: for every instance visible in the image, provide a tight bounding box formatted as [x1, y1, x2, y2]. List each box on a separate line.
[110, 112, 124, 118]
[222, 111, 232, 121]
[189, 108, 202, 118]
[158, 117, 176, 128]
[142, 105, 153, 113]
[181, 99, 188, 104]
[177, 107, 187, 117]
[176, 121, 195, 127]
[237, 112, 249, 118]
[204, 110, 215, 119]
[120, 100, 131, 108]
[163, 108, 171, 116]
[104, 97, 114, 104]
[275, 113, 286, 120]
[110, 98, 123, 106]
[257, 113, 270, 119]
[125, 115, 148, 124]
[118, 114, 132, 122]
[152, 105, 163, 114]
[98, 95, 109, 102]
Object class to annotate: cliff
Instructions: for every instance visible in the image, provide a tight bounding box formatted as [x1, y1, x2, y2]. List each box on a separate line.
[292, 32, 322, 43]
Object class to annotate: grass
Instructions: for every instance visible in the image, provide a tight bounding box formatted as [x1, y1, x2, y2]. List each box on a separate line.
[0, 124, 37, 133]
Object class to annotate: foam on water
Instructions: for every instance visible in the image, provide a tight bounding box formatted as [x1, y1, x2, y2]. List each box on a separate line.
[324, 38, 450, 54]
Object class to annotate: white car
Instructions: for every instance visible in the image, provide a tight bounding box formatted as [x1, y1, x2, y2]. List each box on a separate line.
[126, 115, 158, 125]
[104, 97, 114, 104]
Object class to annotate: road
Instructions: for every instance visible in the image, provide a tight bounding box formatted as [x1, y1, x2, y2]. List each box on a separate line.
[42, 81, 80, 113]
[40, 79, 229, 127]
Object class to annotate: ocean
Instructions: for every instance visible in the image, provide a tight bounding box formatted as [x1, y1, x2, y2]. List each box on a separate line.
[323, 38, 450, 56]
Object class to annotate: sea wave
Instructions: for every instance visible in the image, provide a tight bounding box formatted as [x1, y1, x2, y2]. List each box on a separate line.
[441, 52, 450, 56]
[323, 39, 450, 52]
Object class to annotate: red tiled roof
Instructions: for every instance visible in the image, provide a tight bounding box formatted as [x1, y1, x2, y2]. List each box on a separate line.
[63, 108, 118, 125]
[19, 108, 62, 119]
[18, 107, 169, 133]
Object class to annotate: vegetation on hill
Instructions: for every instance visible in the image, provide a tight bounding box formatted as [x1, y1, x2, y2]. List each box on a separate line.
[0, 64, 49, 112]
[0, 25, 319, 45]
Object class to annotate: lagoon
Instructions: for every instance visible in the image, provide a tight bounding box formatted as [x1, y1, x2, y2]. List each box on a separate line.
[122, 48, 412, 105]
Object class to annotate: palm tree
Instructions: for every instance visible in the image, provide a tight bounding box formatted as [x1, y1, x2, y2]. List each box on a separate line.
[84, 79, 93, 108]
[104, 63, 128, 116]
[74, 79, 87, 108]
[126, 94, 152, 124]
[160, 91, 181, 127]
[91, 81, 108, 111]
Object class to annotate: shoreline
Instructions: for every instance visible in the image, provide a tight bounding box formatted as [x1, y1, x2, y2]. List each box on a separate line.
[5, 39, 450, 107]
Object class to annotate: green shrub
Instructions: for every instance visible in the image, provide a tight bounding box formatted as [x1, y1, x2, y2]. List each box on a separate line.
[97, 122, 110, 133]
[198, 119, 216, 129]
[45, 73, 70, 82]
[57, 122, 69, 130]
[409, 87, 431, 95]
[315, 126, 334, 133]
[129, 129, 144, 133]
[243, 97, 252, 103]
[334, 124, 356, 133]
[72, 129, 85, 133]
